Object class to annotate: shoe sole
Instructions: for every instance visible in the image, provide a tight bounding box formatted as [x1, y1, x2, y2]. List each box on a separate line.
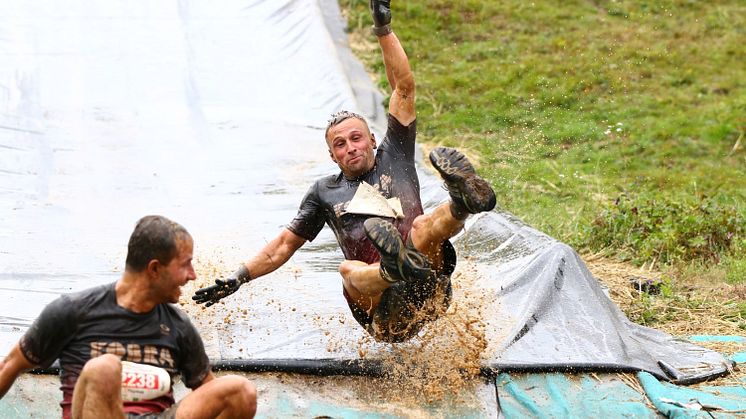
[429, 147, 496, 213]
[363, 218, 430, 283]
[364, 218, 403, 261]
[429, 147, 476, 180]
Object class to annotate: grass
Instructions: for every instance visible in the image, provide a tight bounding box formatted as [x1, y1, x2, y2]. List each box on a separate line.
[340, 0, 746, 328]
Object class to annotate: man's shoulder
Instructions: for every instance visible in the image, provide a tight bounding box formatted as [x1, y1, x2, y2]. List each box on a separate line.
[158, 303, 200, 332]
[160, 303, 191, 322]
[33, 282, 113, 328]
[63, 282, 114, 308]
[312, 172, 343, 190]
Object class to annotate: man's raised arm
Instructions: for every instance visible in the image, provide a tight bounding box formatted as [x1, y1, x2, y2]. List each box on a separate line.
[192, 228, 306, 307]
[371, 0, 415, 126]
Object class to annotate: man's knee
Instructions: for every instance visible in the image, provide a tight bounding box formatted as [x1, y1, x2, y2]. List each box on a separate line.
[411, 214, 431, 232]
[217, 375, 257, 416]
[81, 354, 121, 382]
[338, 260, 355, 277]
[77, 354, 122, 396]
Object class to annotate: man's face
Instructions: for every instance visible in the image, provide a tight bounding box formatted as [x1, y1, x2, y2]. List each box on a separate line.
[157, 237, 196, 304]
[326, 118, 376, 178]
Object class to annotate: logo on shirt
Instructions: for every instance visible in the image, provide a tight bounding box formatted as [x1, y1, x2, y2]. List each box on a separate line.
[160, 324, 170, 336]
[90, 341, 175, 370]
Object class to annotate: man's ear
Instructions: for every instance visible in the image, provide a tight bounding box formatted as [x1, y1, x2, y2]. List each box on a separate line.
[371, 133, 377, 149]
[146, 259, 160, 278]
[328, 150, 337, 163]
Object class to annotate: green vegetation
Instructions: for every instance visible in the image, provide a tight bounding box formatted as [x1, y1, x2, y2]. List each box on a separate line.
[587, 192, 744, 265]
[340, 0, 745, 325]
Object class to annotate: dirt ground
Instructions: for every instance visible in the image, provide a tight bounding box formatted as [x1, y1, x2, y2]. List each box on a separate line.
[583, 254, 746, 386]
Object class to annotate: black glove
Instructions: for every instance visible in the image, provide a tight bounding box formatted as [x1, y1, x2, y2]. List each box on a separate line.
[192, 265, 251, 308]
[370, 0, 392, 36]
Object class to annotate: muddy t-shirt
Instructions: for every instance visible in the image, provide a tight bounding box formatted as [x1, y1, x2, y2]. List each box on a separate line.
[19, 282, 210, 419]
[288, 115, 423, 264]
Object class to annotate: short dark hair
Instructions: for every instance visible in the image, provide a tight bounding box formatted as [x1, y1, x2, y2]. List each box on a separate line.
[125, 215, 191, 272]
[324, 110, 368, 140]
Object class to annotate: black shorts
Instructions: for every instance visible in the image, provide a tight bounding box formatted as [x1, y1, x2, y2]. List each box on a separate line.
[344, 240, 457, 343]
[125, 402, 178, 419]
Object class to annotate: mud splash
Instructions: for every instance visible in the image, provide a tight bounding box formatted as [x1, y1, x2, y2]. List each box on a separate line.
[341, 257, 499, 408]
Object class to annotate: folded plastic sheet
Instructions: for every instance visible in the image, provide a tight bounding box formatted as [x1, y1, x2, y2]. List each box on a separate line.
[457, 214, 733, 383]
[637, 372, 746, 418]
[0, 0, 732, 385]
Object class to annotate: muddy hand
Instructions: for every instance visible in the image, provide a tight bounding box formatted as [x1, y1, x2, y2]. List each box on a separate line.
[370, 0, 392, 36]
[192, 278, 241, 307]
[192, 265, 251, 307]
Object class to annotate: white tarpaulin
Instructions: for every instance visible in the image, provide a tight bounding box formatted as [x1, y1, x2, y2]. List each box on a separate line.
[0, 0, 731, 385]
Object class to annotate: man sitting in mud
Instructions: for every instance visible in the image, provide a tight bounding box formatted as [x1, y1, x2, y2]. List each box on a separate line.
[0, 215, 257, 418]
[193, 0, 496, 343]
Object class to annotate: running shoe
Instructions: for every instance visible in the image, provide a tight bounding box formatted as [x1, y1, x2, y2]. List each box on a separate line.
[363, 218, 431, 283]
[429, 146, 496, 214]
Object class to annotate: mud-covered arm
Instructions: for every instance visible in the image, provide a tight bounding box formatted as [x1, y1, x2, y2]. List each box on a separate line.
[192, 228, 306, 307]
[244, 228, 307, 280]
[372, 0, 415, 126]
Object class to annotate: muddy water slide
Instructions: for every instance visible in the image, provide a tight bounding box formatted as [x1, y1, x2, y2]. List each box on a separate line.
[0, 0, 731, 417]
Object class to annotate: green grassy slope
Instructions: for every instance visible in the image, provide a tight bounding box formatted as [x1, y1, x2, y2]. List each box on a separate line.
[342, 0, 745, 284]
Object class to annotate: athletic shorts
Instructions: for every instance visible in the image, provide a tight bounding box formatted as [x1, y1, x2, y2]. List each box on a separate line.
[344, 239, 457, 343]
[125, 403, 178, 419]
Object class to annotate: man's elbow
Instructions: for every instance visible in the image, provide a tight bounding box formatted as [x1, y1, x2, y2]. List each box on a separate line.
[396, 76, 415, 98]
[279, 229, 306, 252]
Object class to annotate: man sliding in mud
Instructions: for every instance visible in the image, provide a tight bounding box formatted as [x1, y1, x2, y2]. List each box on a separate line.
[193, 0, 496, 342]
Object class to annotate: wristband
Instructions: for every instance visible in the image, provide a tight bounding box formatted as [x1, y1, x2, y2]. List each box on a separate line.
[235, 265, 252, 284]
[373, 24, 392, 37]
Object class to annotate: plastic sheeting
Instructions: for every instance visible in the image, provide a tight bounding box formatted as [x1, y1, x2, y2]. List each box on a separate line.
[0, 0, 732, 385]
[0, 0, 379, 355]
[457, 214, 733, 383]
[496, 373, 655, 418]
[496, 371, 746, 418]
[638, 372, 746, 418]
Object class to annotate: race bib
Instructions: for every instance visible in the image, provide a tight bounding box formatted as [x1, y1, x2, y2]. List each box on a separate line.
[120, 361, 171, 402]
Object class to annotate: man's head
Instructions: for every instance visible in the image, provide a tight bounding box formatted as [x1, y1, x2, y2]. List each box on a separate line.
[125, 215, 196, 303]
[325, 111, 377, 179]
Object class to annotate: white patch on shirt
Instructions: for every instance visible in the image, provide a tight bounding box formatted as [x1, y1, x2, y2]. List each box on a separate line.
[344, 181, 403, 219]
[333, 202, 347, 218]
[379, 174, 392, 195]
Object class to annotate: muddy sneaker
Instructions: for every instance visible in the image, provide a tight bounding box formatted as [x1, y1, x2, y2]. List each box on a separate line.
[363, 218, 431, 284]
[429, 146, 496, 215]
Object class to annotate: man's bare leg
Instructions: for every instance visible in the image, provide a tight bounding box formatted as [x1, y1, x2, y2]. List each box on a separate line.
[414, 146, 497, 266]
[71, 354, 124, 419]
[175, 375, 257, 419]
[339, 261, 387, 313]
[409, 202, 465, 268]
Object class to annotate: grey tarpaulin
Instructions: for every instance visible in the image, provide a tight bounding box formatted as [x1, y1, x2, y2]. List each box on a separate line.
[0, 0, 730, 384]
[457, 213, 732, 384]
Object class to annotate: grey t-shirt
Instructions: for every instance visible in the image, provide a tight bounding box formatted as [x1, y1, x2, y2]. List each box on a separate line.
[288, 115, 422, 264]
[20, 282, 210, 417]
